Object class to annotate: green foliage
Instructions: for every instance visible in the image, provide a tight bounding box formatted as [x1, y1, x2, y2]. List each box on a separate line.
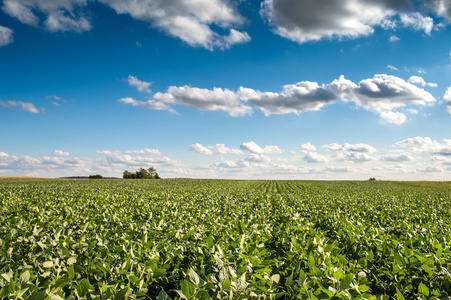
[0, 179, 450, 299]
[123, 167, 161, 179]
[88, 174, 103, 179]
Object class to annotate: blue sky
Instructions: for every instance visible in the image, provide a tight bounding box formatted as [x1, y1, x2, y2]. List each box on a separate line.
[1, 0, 451, 179]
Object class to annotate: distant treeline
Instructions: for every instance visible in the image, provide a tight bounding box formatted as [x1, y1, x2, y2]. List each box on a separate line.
[123, 167, 161, 179]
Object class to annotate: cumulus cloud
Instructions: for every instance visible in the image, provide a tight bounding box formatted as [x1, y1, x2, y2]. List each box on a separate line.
[332, 74, 435, 124]
[121, 86, 252, 117]
[379, 111, 408, 124]
[303, 152, 329, 163]
[322, 143, 377, 153]
[260, 0, 400, 43]
[128, 75, 151, 93]
[118, 97, 177, 114]
[397, 136, 451, 155]
[259, 0, 447, 44]
[0, 100, 43, 114]
[240, 141, 283, 154]
[0, 25, 13, 47]
[245, 154, 271, 163]
[189, 143, 213, 155]
[125, 148, 161, 155]
[239, 81, 336, 116]
[444, 87, 451, 113]
[417, 166, 443, 173]
[153, 86, 252, 117]
[52, 150, 69, 157]
[323, 142, 376, 163]
[99, 0, 249, 50]
[380, 152, 413, 162]
[97, 148, 161, 156]
[295, 142, 317, 153]
[323, 166, 351, 173]
[400, 12, 435, 34]
[2, 0, 92, 32]
[120, 74, 434, 123]
[189, 143, 244, 155]
[389, 35, 400, 42]
[0, 152, 86, 175]
[408, 76, 437, 87]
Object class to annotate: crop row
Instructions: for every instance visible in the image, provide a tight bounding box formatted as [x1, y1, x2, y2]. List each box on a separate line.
[0, 179, 450, 299]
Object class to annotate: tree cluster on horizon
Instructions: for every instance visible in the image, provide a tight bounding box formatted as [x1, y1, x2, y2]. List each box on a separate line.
[123, 167, 161, 179]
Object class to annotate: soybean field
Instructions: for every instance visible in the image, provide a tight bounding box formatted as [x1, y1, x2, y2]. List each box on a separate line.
[1, 179, 451, 299]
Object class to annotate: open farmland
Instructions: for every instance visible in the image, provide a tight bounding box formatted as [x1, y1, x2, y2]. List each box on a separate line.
[0, 179, 451, 299]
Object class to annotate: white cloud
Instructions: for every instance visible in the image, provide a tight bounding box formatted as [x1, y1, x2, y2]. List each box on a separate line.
[97, 148, 161, 156]
[210, 144, 243, 155]
[380, 152, 413, 162]
[379, 111, 408, 124]
[52, 150, 70, 157]
[0, 100, 43, 114]
[246, 154, 271, 163]
[240, 141, 283, 154]
[239, 81, 337, 116]
[322, 143, 376, 153]
[295, 142, 317, 153]
[323, 142, 376, 163]
[0, 152, 86, 175]
[332, 74, 435, 124]
[0, 25, 13, 47]
[128, 75, 151, 93]
[259, 0, 446, 45]
[400, 12, 435, 34]
[389, 35, 400, 42]
[303, 152, 329, 163]
[118, 97, 177, 114]
[120, 74, 435, 124]
[444, 87, 451, 114]
[397, 137, 451, 156]
[189, 143, 243, 155]
[417, 166, 443, 173]
[125, 148, 161, 155]
[2, 0, 92, 32]
[189, 143, 213, 155]
[323, 166, 351, 173]
[387, 65, 399, 71]
[153, 86, 252, 117]
[431, 156, 451, 165]
[408, 75, 437, 88]
[260, 0, 398, 44]
[99, 0, 249, 50]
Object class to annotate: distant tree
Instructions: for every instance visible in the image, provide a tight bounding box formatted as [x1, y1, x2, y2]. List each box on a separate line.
[368, 177, 376, 181]
[89, 174, 103, 179]
[123, 167, 161, 179]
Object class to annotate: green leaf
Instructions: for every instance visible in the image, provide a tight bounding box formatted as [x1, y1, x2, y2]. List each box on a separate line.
[358, 284, 370, 293]
[77, 278, 94, 297]
[19, 270, 30, 285]
[436, 244, 443, 258]
[418, 283, 429, 297]
[43, 261, 54, 268]
[298, 270, 307, 287]
[339, 274, 353, 291]
[396, 288, 406, 300]
[206, 236, 214, 248]
[68, 266, 74, 280]
[181, 280, 195, 298]
[223, 278, 231, 291]
[157, 289, 172, 300]
[28, 291, 46, 300]
[189, 268, 200, 285]
[114, 287, 129, 300]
